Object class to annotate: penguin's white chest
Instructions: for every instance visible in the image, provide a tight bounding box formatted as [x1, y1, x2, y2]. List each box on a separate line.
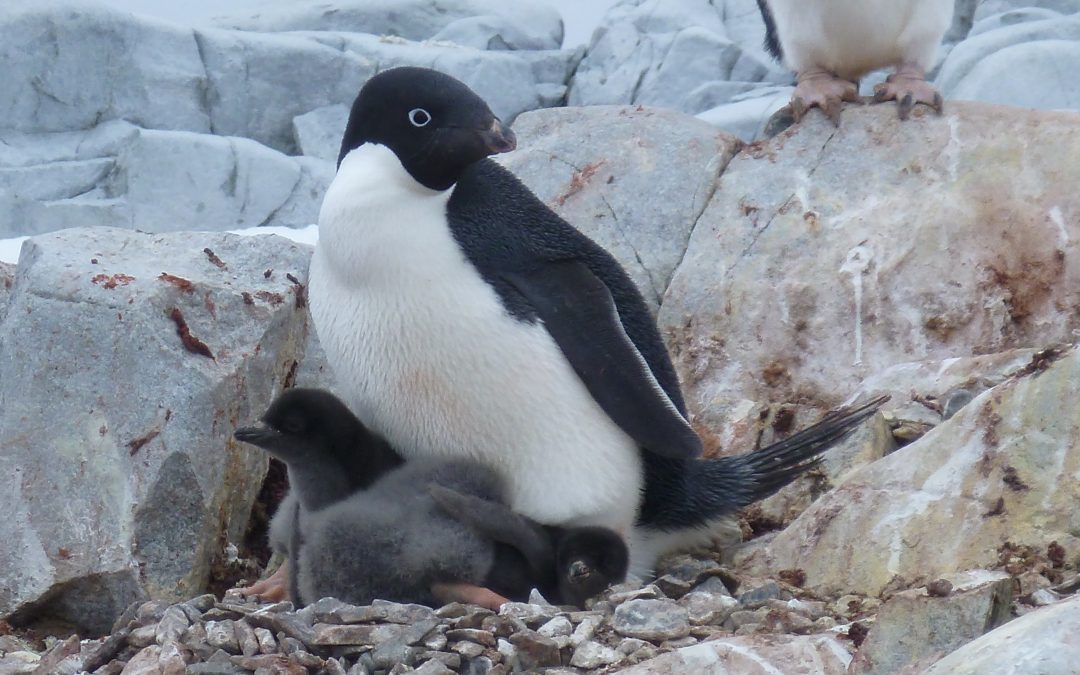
[309, 145, 642, 531]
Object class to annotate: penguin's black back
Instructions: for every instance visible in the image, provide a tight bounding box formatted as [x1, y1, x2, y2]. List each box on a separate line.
[447, 159, 697, 528]
[446, 159, 688, 416]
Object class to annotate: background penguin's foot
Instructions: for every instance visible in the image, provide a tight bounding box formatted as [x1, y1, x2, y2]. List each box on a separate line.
[237, 562, 290, 602]
[431, 582, 510, 611]
[791, 69, 859, 125]
[873, 64, 944, 120]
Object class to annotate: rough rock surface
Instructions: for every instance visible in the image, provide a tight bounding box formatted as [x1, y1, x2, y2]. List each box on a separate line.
[0, 1, 583, 240]
[0, 121, 332, 237]
[695, 86, 794, 142]
[11, 558, 1060, 675]
[1, 2, 211, 136]
[561, 0, 1080, 141]
[499, 106, 740, 312]
[0, 557, 848, 674]
[922, 592, 1080, 674]
[619, 634, 853, 675]
[211, 0, 565, 51]
[734, 344, 1080, 597]
[5, 1, 1080, 243]
[567, 0, 785, 114]
[850, 570, 1014, 674]
[0, 227, 313, 634]
[292, 105, 349, 165]
[0, 2, 575, 152]
[937, 14, 1080, 109]
[661, 102, 1080, 416]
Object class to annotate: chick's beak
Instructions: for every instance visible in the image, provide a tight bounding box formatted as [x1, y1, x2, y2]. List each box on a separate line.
[234, 425, 281, 449]
[480, 118, 516, 155]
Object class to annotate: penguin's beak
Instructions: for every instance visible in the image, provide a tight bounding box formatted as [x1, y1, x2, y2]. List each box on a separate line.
[479, 119, 516, 155]
[567, 560, 593, 584]
[234, 425, 281, 450]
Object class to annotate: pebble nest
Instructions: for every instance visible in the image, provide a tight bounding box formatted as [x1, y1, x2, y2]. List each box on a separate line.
[0, 554, 882, 674]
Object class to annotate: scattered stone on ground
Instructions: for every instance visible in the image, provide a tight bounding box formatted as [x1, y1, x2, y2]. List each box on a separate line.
[0, 550, 1072, 674]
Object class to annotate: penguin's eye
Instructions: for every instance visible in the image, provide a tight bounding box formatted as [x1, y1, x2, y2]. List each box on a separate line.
[280, 413, 305, 434]
[408, 108, 432, 128]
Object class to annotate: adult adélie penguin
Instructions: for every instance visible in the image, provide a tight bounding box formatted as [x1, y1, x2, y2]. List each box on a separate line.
[309, 66, 886, 576]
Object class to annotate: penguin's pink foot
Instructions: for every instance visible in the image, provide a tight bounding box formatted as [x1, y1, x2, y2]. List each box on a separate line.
[432, 582, 510, 611]
[873, 64, 944, 119]
[238, 562, 290, 602]
[791, 68, 859, 125]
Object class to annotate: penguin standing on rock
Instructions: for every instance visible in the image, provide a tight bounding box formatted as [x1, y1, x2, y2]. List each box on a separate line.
[756, 0, 954, 122]
[308, 66, 887, 577]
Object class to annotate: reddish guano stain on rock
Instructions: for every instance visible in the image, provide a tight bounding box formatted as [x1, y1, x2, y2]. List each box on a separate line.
[91, 273, 135, 289]
[159, 272, 195, 293]
[168, 307, 214, 359]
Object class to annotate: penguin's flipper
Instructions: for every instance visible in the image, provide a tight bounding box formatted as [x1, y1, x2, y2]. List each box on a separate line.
[428, 484, 555, 575]
[503, 260, 702, 459]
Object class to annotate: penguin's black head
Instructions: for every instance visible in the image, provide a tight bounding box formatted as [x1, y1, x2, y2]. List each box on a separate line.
[337, 66, 516, 191]
[555, 527, 630, 607]
[235, 388, 362, 463]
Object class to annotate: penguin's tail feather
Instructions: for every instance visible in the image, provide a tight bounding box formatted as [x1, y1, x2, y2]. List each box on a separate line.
[640, 395, 889, 531]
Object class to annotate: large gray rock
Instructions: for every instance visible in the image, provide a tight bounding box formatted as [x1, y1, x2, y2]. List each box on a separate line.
[292, 105, 349, 164]
[612, 599, 691, 641]
[0, 119, 138, 168]
[922, 594, 1080, 674]
[850, 570, 1014, 674]
[0, 227, 314, 634]
[0, 1, 209, 135]
[967, 8, 1067, 38]
[733, 345, 1080, 597]
[498, 106, 740, 311]
[660, 102, 1080, 416]
[945, 0, 980, 43]
[949, 40, 1080, 110]
[0, 2, 574, 156]
[972, 0, 1080, 23]
[0, 123, 332, 238]
[696, 86, 793, 142]
[568, 0, 785, 114]
[112, 128, 332, 233]
[0, 261, 15, 308]
[430, 14, 562, 52]
[620, 634, 852, 674]
[298, 32, 576, 124]
[211, 0, 564, 50]
[936, 15, 1080, 107]
[192, 27, 376, 154]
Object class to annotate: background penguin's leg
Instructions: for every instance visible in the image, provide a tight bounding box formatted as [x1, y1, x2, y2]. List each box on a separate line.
[791, 67, 859, 125]
[431, 582, 511, 611]
[872, 62, 944, 119]
[872, 1, 951, 118]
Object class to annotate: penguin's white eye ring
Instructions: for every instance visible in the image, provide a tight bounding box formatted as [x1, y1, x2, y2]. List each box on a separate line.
[408, 108, 432, 127]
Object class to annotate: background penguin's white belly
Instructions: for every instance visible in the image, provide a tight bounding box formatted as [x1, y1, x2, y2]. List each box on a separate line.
[769, 0, 952, 78]
[309, 146, 642, 532]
